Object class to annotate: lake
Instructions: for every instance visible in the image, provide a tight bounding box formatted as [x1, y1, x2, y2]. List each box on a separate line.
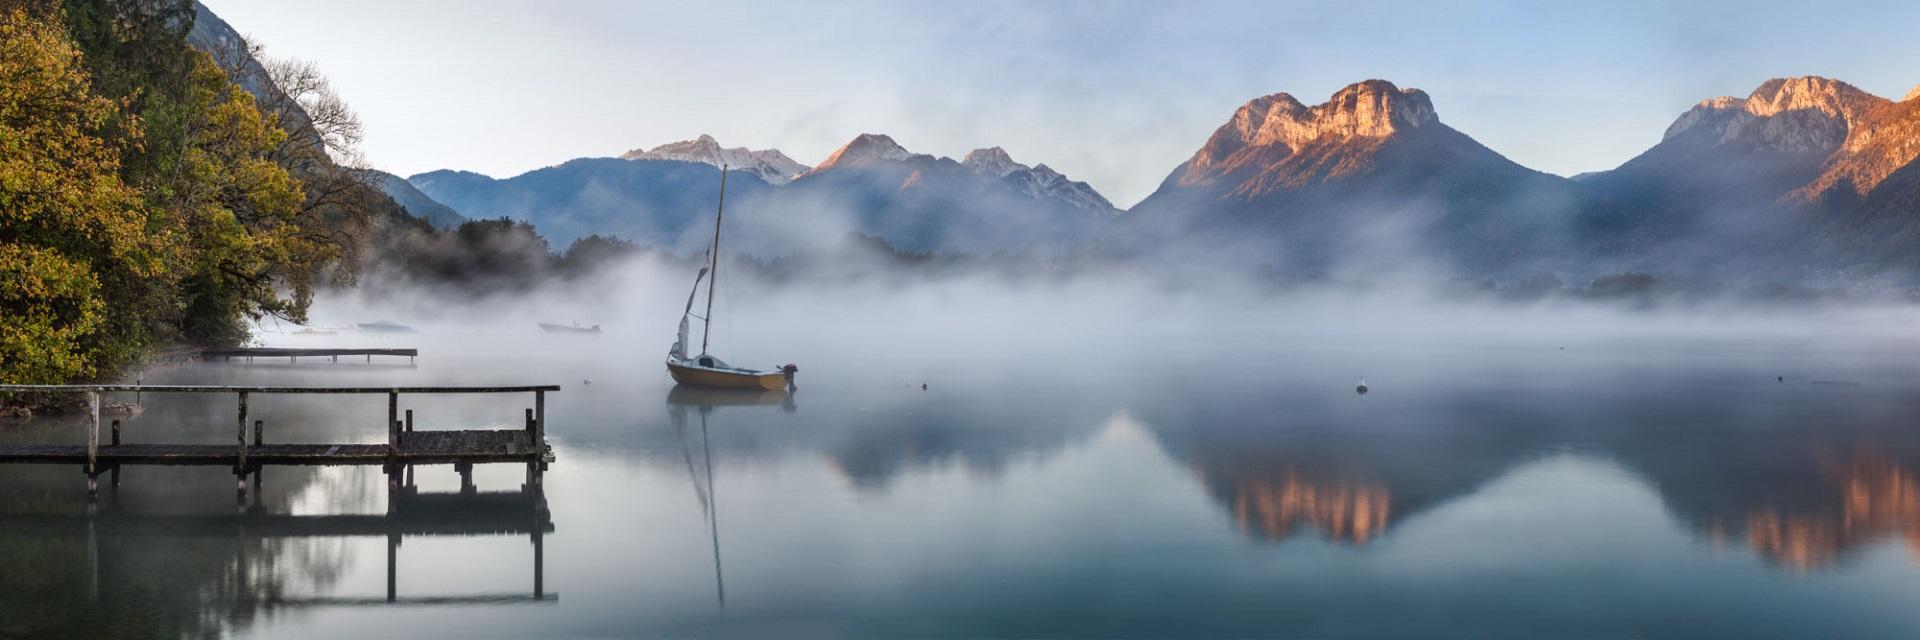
[5, 302, 1920, 639]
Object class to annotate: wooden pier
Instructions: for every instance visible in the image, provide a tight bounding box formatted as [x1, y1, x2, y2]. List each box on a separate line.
[197, 347, 418, 363]
[0, 384, 557, 497]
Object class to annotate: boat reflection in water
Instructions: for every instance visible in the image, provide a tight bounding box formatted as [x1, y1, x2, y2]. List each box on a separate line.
[668, 385, 794, 608]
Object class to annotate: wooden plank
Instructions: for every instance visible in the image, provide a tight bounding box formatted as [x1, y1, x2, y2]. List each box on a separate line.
[196, 348, 418, 358]
[0, 435, 541, 466]
[0, 509, 553, 538]
[261, 594, 557, 607]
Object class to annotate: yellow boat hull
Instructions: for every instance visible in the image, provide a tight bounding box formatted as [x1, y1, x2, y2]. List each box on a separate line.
[666, 361, 789, 391]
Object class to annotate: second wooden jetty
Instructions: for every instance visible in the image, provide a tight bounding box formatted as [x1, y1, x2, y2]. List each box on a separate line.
[198, 347, 418, 363]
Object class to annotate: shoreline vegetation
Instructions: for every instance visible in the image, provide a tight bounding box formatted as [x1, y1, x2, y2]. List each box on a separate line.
[0, 1, 633, 411]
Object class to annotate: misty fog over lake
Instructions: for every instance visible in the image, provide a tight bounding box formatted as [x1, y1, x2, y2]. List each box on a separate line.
[13, 262, 1920, 638]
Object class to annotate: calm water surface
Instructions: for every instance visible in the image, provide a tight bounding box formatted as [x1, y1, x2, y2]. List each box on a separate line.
[5, 331, 1920, 639]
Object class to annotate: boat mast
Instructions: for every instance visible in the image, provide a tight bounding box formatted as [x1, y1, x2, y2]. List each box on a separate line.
[701, 166, 728, 356]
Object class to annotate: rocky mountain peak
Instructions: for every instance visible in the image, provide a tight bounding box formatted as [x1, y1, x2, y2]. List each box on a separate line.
[1179, 79, 1440, 187]
[1660, 77, 1891, 152]
[620, 134, 808, 184]
[1743, 76, 1877, 119]
[812, 133, 918, 172]
[1905, 84, 1920, 103]
[961, 147, 1027, 177]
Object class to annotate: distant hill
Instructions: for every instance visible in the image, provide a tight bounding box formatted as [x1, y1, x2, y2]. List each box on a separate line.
[368, 170, 465, 229]
[780, 133, 1118, 253]
[411, 134, 1119, 255]
[409, 159, 781, 253]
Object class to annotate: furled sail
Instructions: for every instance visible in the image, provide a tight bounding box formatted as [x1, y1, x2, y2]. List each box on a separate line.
[671, 315, 691, 361]
[671, 267, 709, 360]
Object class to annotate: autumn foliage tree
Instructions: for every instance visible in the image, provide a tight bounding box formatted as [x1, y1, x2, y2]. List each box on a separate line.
[1, 1, 351, 388]
[0, 8, 160, 382]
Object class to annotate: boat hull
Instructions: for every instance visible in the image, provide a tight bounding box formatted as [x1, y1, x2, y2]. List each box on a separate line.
[666, 361, 789, 391]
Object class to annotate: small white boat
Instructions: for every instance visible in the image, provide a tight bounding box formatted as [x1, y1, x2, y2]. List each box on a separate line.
[357, 320, 416, 334]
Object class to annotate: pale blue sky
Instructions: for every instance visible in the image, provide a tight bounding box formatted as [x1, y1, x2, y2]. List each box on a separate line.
[205, 0, 1920, 207]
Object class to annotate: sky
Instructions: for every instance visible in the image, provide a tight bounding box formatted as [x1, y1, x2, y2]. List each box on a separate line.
[203, 0, 1920, 208]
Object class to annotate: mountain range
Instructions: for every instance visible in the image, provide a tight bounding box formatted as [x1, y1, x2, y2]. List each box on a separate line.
[407, 133, 1118, 254]
[392, 77, 1920, 285]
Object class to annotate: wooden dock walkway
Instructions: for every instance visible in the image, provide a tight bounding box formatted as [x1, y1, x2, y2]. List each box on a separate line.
[0, 384, 558, 497]
[197, 347, 418, 363]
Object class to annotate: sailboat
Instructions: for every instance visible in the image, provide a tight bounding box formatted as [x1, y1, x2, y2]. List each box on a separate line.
[666, 166, 797, 391]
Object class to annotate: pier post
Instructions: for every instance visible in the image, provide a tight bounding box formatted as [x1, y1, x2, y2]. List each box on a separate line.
[386, 534, 399, 603]
[457, 462, 474, 494]
[533, 390, 545, 448]
[110, 419, 121, 488]
[86, 391, 99, 497]
[405, 409, 413, 433]
[533, 527, 545, 599]
[387, 390, 400, 452]
[235, 392, 249, 494]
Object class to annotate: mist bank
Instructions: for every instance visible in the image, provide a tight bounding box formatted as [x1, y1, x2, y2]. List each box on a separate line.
[341, 212, 1920, 318]
[313, 246, 1920, 371]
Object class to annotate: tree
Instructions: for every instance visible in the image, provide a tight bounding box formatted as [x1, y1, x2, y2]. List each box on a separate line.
[0, 8, 159, 382]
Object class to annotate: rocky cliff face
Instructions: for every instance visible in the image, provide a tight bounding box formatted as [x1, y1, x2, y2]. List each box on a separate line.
[1581, 76, 1920, 280]
[1177, 80, 1438, 191]
[1128, 80, 1586, 276]
[1639, 77, 1920, 203]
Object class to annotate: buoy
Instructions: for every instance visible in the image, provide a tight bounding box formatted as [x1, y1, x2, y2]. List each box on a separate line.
[1356, 379, 1369, 395]
[583, 378, 593, 386]
[921, 383, 928, 391]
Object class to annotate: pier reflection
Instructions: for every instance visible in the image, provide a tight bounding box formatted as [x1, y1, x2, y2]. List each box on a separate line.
[0, 470, 553, 638]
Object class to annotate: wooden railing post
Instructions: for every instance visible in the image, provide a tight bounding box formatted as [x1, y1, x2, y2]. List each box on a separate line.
[253, 419, 263, 446]
[109, 418, 121, 488]
[533, 390, 546, 448]
[405, 409, 413, 433]
[86, 390, 100, 496]
[387, 390, 400, 451]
